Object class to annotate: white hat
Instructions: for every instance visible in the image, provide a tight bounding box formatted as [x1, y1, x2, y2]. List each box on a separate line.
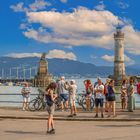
[71, 79, 76, 84]
[61, 76, 65, 80]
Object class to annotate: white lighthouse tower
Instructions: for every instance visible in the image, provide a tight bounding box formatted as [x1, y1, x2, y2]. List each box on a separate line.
[114, 26, 126, 84]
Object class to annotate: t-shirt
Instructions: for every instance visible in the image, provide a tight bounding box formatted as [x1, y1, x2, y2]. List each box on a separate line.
[94, 84, 104, 99]
[69, 84, 77, 96]
[57, 80, 67, 94]
[21, 87, 31, 98]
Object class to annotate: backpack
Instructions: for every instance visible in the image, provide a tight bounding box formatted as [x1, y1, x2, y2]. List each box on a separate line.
[104, 84, 108, 95]
[137, 82, 140, 95]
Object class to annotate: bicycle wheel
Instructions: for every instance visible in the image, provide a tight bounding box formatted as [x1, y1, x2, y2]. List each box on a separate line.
[81, 97, 94, 111]
[81, 98, 87, 110]
[90, 98, 94, 110]
[28, 99, 38, 111]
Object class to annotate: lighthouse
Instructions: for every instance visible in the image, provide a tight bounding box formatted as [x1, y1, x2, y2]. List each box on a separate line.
[114, 26, 126, 84]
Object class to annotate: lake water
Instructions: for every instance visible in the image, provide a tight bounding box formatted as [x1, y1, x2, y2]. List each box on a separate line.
[0, 78, 140, 108]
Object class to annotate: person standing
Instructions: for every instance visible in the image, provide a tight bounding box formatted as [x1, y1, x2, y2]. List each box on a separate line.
[84, 79, 93, 111]
[120, 79, 127, 111]
[94, 78, 104, 118]
[45, 82, 57, 134]
[57, 76, 69, 111]
[107, 80, 116, 117]
[67, 80, 77, 117]
[104, 78, 110, 112]
[21, 82, 31, 111]
[127, 78, 135, 112]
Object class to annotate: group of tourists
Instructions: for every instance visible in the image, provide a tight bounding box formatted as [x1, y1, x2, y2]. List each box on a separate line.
[20, 76, 136, 134]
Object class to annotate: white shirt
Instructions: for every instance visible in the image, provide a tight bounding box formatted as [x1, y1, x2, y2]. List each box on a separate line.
[95, 84, 104, 99]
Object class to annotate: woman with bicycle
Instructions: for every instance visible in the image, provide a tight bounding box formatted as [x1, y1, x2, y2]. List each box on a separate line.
[84, 79, 93, 111]
[45, 82, 57, 134]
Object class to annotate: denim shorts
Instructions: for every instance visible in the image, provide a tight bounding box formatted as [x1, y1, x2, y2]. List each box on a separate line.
[60, 94, 68, 102]
[95, 98, 104, 107]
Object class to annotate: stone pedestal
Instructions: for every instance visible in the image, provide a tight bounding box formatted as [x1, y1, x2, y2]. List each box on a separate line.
[33, 53, 53, 88]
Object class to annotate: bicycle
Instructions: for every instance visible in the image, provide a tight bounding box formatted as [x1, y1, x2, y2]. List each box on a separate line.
[28, 89, 46, 111]
[76, 91, 94, 111]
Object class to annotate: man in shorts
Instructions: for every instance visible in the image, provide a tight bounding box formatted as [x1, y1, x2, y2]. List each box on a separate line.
[94, 78, 104, 118]
[57, 76, 68, 111]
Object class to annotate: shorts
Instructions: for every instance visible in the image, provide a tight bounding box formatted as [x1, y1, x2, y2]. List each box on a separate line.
[95, 98, 104, 107]
[22, 94, 30, 103]
[105, 94, 108, 101]
[108, 96, 115, 102]
[47, 103, 55, 116]
[69, 95, 76, 106]
[60, 94, 68, 102]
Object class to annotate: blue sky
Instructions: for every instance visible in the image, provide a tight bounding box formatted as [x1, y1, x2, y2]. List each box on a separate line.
[0, 0, 140, 66]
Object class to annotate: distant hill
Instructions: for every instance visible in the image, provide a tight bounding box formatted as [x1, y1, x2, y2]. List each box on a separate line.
[0, 57, 139, 78]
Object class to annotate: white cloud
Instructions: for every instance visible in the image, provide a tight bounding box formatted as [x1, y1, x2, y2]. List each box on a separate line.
[118, 2, 129, 9]
[10, 0, 51, 13]
[11, 3, 140, 56]
[101, 55, 114, 62]
[29, 0, 51, 12]
[5, 50, 76, 60]
[123, 25, 140, 55]
[5, 53, 42, 58]
[124, 55, 135, 65]
[10, 2, 28, 12]
[95, 1, 106, 11]
[25, 7, 121, 49]
[60, 0, 68, 3]
[101, 54, 135, 65]
[46, 49, 77, 60]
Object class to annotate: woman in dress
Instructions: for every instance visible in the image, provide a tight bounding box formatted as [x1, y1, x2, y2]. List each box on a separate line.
[84, 79, 93, 111]
[127, 78, 135, 112]
[120, 79, 127, 111]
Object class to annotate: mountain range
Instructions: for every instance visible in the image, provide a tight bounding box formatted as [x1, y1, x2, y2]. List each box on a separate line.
[0, 57, 139, 78]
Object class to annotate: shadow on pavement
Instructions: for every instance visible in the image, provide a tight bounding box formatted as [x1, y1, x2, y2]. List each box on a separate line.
[4, 130, 45, 135]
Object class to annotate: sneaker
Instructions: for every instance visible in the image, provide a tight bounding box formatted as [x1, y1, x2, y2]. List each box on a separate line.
[46, 131, 51, 134]
[94, 114, 98, 118]
[101, 114, 104, 118]
[73, 113, 77, 116]
[46, 129, 55, 134]
[50, 129, 55, 134]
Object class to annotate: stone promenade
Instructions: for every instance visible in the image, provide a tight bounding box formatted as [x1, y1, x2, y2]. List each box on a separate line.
[0, 107, 140, 121]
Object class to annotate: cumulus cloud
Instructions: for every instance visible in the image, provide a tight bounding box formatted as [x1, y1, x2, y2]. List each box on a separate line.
[101, 54, 135, 65]
[5, 50, 76, 60]
[60, 0, 68, 3]
[46, 49, 77, 60]
[10, 0, 51, 13]
[25, 7, 122, 49]
[123, 25, 140, 55]
[11, 3, 140, 55]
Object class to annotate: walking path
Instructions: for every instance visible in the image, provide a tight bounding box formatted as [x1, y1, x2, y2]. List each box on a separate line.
[0, 107, 140, 121]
